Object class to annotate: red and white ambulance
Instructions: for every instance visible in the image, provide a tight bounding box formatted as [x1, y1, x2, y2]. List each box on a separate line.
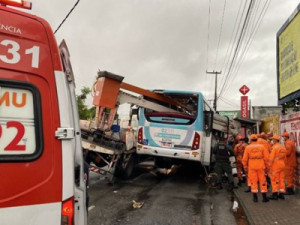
[0, 1, 87, 225]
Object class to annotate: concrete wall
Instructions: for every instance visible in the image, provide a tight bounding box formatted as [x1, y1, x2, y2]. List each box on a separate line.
[252, 106, 282, 120]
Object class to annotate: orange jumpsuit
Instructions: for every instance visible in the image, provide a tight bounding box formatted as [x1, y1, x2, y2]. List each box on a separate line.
[284, 139, 297, 188]
[258, 137, 271, 179]
[258, 138, 272, 154]
[234, 142, 247, 180]
[242, 142, 268, 193]
[269, 143, 287, 193]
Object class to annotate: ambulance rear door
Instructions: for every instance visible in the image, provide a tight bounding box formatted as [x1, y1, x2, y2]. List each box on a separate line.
[0, 4, 85, 225]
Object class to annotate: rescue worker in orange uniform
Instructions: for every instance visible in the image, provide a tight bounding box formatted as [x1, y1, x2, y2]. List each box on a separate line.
[282, 132, 297, 195]
[268, 135, 287, 200]
[234, 136, 248, 186]
[258, 132, 272, 187]
[258, 132, 272, 154]
[267, 132, 273, 145]
[242, 134, 269, 202]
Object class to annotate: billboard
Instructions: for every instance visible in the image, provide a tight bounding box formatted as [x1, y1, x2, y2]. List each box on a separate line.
[280, 112, 300, 188]
[277, 3, 300, 104]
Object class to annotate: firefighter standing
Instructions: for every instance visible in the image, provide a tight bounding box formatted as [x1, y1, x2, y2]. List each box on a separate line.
[258, 132, 272, 187]
[213, 137, 235, 192]
[267, 132, 273, 145]
[282, 132, 297, 195]
[268, 135, 287, 200]
[234, 136, 248, 186]
[258, 132, 272, 154]
[242, 134, 269, 202]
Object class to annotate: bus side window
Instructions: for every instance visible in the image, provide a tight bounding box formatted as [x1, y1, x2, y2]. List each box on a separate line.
[204, 111, 213, 137]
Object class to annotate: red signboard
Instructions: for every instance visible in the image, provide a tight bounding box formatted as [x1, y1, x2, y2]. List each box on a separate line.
[239, 85, 250, 95]
[241, 96, 248, 118]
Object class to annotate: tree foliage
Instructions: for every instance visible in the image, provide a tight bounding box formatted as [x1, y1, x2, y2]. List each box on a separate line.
[77, 87, 95, 120]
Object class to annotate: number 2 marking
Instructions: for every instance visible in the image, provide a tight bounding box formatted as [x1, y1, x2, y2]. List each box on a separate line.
[0, 121, 26, 151]
[0, 39, 40, 68]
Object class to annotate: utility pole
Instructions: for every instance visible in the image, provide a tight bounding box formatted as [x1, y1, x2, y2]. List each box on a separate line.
[206, 70, 222, 111]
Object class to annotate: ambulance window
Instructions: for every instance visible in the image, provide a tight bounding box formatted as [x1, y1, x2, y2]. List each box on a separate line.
[0, 81, 43, 162]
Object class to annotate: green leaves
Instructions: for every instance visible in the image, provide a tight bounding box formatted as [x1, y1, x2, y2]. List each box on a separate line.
[76, 87, 95, 120]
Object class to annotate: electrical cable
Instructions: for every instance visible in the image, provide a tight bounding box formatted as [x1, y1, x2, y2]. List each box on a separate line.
[219, 96, 240, 108]
[219, 0, 258, 96]
[218, 0, 254, 98]
[213, 0, 227, 69]
[206, 0, 212, 70]
[219, 0, 247, 90]
[205, 0, 213, 100]
[54, 0, 81, 34]
[230, 0, 270, 80]
[220, 0, 271, 98]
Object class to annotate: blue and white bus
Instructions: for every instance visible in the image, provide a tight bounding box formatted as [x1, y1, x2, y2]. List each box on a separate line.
[136, 90, 238, 168]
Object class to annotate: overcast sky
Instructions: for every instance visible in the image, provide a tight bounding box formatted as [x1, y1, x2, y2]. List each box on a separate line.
[26, 0, 300, 111]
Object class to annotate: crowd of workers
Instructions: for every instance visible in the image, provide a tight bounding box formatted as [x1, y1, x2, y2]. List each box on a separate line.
[214, 131, 297, 203]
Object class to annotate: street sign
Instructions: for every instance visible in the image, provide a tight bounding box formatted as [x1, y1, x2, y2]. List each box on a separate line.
[218, 111, 240, 119]
[239, 85, 250, 95]
[241, 96, 249, 118]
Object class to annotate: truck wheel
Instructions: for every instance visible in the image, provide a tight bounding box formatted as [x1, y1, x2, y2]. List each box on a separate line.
[123, 155, 135, 179]
[114, 154, 135, 179]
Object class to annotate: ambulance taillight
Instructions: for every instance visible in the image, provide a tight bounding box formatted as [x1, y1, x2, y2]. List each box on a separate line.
[0, 0, 32, 9]
[61, 197, 74, 225]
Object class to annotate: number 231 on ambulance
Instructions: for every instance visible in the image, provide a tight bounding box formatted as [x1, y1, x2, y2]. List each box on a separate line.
[0, 1, 87, 225]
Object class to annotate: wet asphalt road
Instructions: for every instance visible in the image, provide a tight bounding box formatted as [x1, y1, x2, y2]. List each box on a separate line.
[87, 165, 246, 225]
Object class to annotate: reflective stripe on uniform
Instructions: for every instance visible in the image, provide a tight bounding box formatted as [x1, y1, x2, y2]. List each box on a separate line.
[274, 157, 284, 160]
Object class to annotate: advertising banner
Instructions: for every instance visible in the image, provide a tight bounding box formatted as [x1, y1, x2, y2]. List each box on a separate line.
[280, 112, 300, 188]
[277, 4, 300, 104]
[240, 96, 248, 118]
[261, 114, 280, 135]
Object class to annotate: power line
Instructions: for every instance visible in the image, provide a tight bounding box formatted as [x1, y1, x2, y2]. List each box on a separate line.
[218, 0, 254, 98]
[219, 0, 257, 96]
[229, 0, 271, 83]
[225, 0, 261, 82]
[213, 0, 227, 69]
[219, 0, 271, 98]
[206, 0, 212, 70]
[219, 96, 239, 108]
[206, 0, 215, 101]
[219, 0, 247, 90]
[220, 0, 254, 95]
[54, 0, 81, 34]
